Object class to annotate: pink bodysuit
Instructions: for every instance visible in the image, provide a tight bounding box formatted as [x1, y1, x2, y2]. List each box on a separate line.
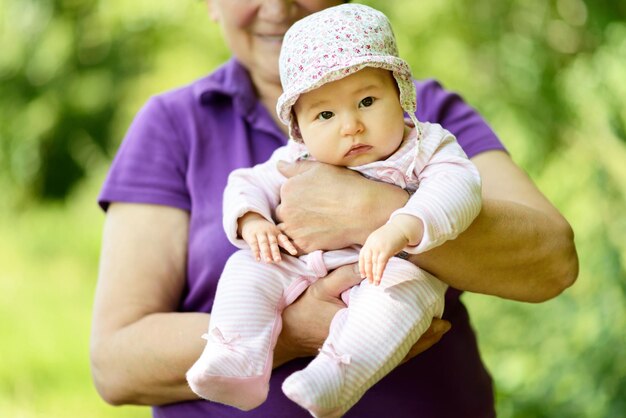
[187, 122, 482, 417]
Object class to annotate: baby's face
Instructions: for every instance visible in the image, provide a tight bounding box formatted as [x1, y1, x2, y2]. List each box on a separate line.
[293, 67, 407, 167]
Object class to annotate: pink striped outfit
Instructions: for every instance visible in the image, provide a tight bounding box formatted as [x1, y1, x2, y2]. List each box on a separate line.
[187, 4, 481, 417]
[186, 123, 482, 417]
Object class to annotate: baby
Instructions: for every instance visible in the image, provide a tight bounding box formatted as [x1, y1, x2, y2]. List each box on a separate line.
[187, 4, 482, 417]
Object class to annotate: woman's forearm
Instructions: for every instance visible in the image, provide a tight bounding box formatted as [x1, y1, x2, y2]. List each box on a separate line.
[433, 150, 578, 301]
[393, 151, 576, 301]
[91, 204, 309, 406]
[349, 179, 577, 301]
[277, 151, 579, 302]
[91, 305, 335, 406]
[91, 312, 210, 405]
[411, 198, 578, 302]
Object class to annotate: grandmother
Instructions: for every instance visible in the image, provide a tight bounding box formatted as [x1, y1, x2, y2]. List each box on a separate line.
[90, 1, 578, 417]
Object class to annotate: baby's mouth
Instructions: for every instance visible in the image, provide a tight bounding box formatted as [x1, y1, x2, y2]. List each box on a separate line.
[345, 144, 372, 157]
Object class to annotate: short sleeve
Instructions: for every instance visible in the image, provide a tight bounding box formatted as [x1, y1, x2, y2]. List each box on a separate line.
[98, 96, 190, 211]
[415, 79, 507, 158]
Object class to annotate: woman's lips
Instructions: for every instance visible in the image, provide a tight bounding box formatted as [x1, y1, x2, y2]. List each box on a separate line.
[345, 144, 372, 157]
[256, 34, 285, 44]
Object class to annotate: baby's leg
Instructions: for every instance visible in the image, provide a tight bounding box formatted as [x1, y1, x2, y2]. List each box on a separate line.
[282, 257, 448, 418]
[186, 250, 313, 410]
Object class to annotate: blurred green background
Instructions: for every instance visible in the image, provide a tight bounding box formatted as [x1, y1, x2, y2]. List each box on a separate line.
[0, 0, 624, 417]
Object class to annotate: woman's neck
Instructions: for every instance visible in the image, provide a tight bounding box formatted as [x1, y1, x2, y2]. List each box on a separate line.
[251, 72, 289, 135]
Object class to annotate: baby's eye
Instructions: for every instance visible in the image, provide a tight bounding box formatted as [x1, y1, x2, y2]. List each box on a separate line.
[359, 97, 375, 107]
[318, 111, 334, 120]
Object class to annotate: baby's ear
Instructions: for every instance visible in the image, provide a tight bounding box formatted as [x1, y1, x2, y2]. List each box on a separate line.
[292, 122, 303, 141]
[290, 113, 304, 142]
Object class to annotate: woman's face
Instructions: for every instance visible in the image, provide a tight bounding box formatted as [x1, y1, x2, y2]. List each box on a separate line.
[209, 0, 345, 87]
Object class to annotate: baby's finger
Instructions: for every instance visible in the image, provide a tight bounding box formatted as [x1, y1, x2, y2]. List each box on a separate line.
[268, 234, 282, 262]
[278, 234, 298, 255]
[358, 250, 366, 279]
[371, 255, 379, 285]
[363, 252, 374, 283]
[249, 239, 261, 262]
[257, 234, 273, 263]
[374, 254, 388, 285]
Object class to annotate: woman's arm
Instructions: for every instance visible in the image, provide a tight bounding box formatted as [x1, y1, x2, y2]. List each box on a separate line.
[91, 203, 447, 405]
[276, 160, 410, 252]
[413, 150, 578, 302]
[91, 203, 303, 405]
[276, 150, 578, 302]
[90, 203, 206, 405]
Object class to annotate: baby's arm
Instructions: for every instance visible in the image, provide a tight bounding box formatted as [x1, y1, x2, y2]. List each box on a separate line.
[394, 124, 482, 253]
[359, 214, 423, 285]
[238, 212, 297, 263]
[223, 143, 300, 249]
[360, 124, 482, 284]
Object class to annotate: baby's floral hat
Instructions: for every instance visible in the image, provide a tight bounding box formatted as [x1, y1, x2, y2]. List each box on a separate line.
[277, 3, 421, 141]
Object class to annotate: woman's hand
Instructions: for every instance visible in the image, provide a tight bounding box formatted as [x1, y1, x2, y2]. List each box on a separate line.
[274, 263, 450, 367]
[275, 160, 409, 254]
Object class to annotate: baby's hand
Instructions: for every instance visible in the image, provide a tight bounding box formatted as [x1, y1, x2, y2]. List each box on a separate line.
[359, 223, 409, 286]
[240, 213, 298, 263]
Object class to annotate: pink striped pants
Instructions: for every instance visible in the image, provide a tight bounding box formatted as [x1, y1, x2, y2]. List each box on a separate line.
[187, 248, 447, 416]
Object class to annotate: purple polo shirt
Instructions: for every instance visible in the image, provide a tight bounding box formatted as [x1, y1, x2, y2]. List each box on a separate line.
[99, 58, 505, 418]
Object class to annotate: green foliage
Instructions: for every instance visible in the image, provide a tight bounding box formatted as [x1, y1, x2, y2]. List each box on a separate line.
[0, 0, 227, 205]
[0, 169, 149, 417]
[1, 0, 624, 417]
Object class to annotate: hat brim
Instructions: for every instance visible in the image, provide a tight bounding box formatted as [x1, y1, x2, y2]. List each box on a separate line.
[276, 56, 415, 128]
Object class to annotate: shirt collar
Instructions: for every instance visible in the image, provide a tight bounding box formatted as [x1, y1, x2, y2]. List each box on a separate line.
[193, 58, 285, 141]
[193, 58, 255, 111]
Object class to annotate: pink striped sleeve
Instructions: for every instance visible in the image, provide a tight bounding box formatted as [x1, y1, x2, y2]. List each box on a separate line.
[222, 145, 295, 249]
[391, 123, 482, 254]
